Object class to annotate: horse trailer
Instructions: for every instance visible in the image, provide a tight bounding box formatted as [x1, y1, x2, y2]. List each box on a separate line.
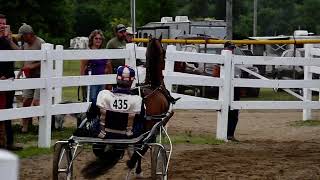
[137, 16, 227, 40]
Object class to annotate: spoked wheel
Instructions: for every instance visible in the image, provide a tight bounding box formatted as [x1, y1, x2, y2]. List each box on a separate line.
[52, 143, 74, 180]
[151, 146, 168, 180]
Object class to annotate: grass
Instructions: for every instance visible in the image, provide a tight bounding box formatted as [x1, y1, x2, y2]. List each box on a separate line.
[290, 120, 320, 127]
[13, 124, 75, 142]
[168, 133, 224, 145]
[15, 147, 52, 158]
[63, 60, 81, 76]
[62, 60, 82, 102]
[13, 124, 76, 158]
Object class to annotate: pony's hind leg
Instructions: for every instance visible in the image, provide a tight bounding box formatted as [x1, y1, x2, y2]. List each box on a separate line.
[135, 158, 143, 177]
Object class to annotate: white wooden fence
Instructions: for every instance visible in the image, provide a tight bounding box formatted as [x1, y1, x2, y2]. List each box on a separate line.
[0, 150, 18, 180]
[0, 43, 319, 147]
[303, 44, 320, 120]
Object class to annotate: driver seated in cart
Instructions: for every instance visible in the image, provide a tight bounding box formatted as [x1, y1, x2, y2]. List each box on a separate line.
[95, 65, 143, 139]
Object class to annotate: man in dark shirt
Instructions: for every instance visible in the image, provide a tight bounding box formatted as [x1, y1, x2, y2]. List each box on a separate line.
[0, 14, 22, 150]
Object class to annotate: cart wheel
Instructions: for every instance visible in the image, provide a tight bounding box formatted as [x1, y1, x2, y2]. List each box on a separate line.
[52, 143, 73, 180]
[151, 146, 168, 180]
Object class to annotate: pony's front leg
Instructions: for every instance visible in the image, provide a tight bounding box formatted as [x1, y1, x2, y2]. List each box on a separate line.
[126, 145, 149, 169]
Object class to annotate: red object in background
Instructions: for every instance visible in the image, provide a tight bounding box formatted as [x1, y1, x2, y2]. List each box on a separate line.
[0, 92, 6, 109]
[22, 67, 30, 78]
[174, 62, 186, 72]
[212, 65, 220, 77]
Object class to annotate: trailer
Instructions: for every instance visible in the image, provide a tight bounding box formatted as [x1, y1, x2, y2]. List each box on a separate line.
[137, 16, 227, 40]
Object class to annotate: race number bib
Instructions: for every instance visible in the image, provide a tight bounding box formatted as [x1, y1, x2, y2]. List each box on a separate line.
[110, 96, 130, 111]
[96, 90, 142, 114]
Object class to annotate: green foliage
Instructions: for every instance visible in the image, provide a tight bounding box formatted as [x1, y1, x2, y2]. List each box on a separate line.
[136, 0, 160, 26]
[160, 0, 177, 17]
[74, 5, 105, 37]
[0, 0, 75, 45]
[191, 0, 209, 18]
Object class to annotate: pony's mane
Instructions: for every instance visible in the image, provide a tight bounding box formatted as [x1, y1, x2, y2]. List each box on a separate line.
[145, 38, 164, 88]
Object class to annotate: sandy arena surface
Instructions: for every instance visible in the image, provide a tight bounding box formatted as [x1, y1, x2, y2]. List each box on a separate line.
[20, 110, 320, 179]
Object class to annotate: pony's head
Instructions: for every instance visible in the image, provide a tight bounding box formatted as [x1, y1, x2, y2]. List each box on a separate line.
[145, 35, 166, 87]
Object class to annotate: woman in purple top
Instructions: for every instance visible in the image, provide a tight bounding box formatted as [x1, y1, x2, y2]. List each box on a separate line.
[80, 29, 110, 104]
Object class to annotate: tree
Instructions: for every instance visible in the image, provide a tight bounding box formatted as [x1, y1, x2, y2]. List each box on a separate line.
[294, 0, 320, 34]
[0, 0, 75, 45]
[160, 0, 177, 18]
[136, 0, 160, 26]
[74, 5, 105, 37]
[190, 0, 209, 18]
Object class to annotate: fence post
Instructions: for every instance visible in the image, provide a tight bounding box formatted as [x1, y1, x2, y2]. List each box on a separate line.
[303, 44, 312, 121]
[38, 43, 54, 147]
[54, 45, 63, 104]
[216, 50, 232, 140]
[164, 45, 176, 93]
[0, 150, 18, 180]
[126, 43, 137, 86]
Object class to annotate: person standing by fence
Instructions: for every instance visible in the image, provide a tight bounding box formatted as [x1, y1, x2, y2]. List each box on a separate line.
[16, 23, 45, 133]
[0, 14, 22, 150]
[80, 29, 109, 104]
[125, 27, 136, 43]
[223, 41, 241, 141]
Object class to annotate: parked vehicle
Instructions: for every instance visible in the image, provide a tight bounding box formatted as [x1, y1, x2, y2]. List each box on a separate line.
[137, 16, 227, 40]
[173, 36, 260, 98]
[69, 37, 89, 49]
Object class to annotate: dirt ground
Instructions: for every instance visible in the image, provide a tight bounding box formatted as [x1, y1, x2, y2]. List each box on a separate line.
[20, 110, 320, 179]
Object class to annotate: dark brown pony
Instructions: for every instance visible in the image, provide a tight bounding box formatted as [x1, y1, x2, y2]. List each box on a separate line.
[127, 36, 171, 175]
[143, 36, 169, 124]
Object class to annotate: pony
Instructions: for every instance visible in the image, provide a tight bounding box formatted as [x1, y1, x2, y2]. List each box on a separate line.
[127, 36, 174, 176]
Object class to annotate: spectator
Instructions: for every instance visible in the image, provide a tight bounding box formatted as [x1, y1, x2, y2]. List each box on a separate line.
[223, 41, 241, 142]
[125, 27, 136, 43]
[16, 23, 45, 133]
[0, 14, 22, 150]
[106, 24, 127, 73]
[80, 29, 109, 104]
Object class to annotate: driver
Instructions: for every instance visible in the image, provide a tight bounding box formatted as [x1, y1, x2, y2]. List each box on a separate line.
[96, 65, 142, 139]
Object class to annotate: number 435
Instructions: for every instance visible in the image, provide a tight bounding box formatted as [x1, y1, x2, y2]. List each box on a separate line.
[113, 99, 128, 109]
